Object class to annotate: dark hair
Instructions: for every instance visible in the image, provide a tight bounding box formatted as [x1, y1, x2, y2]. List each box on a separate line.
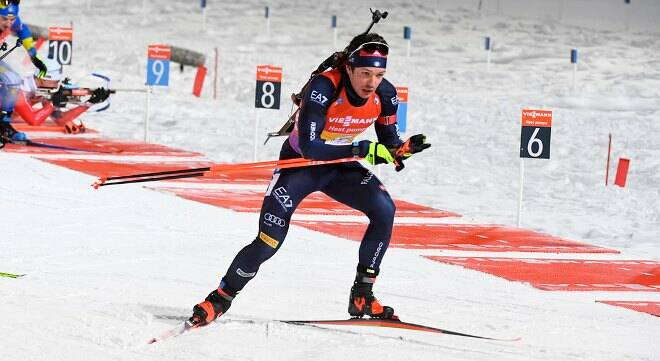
[292, 32, 388, 105]
[345, 33, 388, 55]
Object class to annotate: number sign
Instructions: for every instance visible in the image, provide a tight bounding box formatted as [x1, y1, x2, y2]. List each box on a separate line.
[147, 45, 171, 86]
[255, 65, 282, 109]
[520, 109, 552, 159]
[48, 27, 73, 65]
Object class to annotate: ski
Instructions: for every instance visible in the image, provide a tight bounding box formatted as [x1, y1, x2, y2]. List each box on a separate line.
[280, 317, 521, 342]
[148, 319, 197, 344]
[149, 314, 519, 343]
[0, 272, 26, 278]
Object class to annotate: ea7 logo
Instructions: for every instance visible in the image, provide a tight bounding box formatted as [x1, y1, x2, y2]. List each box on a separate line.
[263, 213, 286, 227]
[391, 96, 398, 105]
[310, 90, 329, 105]
[273, 187, 293, 211]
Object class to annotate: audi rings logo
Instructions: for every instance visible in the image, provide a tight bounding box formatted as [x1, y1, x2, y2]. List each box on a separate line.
[264, 213, 286, 227]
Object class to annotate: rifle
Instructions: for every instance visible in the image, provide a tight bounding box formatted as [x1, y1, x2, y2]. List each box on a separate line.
[43, 85, 116, 107]
[263, 8, 389, 145]
[40, 73, 116, 112]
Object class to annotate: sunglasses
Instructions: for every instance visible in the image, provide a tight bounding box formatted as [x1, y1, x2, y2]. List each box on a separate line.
[349, 42, 389, 58]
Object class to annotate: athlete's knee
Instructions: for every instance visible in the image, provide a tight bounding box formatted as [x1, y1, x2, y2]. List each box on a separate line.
[368, 194, 396, 223]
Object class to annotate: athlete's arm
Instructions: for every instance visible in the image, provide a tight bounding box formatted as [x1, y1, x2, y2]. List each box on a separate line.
[374, 78, 403, 148]
[50, 104, 89, 126]
[13, 91, 54, 126]
[11, 17, 37, 57]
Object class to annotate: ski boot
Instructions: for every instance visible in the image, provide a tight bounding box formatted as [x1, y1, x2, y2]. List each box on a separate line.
[348, 265, 395, 319]
[0, 121, 27, 144]
[188, 287, 234, 327]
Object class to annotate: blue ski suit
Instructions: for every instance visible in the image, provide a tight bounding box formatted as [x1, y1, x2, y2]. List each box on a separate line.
[220, 68, 403, 294]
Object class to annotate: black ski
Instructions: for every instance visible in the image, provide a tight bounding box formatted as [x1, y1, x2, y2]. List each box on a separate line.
[280, 317, 521, 342]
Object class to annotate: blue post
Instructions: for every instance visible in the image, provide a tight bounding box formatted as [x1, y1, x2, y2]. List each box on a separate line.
[485, 36, 491, 50]
[570, 49, 578, 64]
[331, 15, 337, 28]
[403, 26, 412, 40]
[625, 0, 631, 4]
[200, 0, 206, 8]
[265, 6, 269, 18]
[403, 26, 412, 57]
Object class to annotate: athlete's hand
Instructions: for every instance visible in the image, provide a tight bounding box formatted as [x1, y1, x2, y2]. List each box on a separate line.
[31, 56, 48, 79]
[354, 140, 395, 166]
[391, 134, 431, 171]
[88, 88, 111, 104]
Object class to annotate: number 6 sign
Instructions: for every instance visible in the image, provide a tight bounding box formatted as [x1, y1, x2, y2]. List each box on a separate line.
[255, 65, 282, 109]
[147, 44, 171, 86]
[520, 109, 552, 159]
[48, 27, 73, 65]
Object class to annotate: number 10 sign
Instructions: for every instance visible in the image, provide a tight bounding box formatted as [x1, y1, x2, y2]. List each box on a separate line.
[147, 44, 171, 86]
[48, 27, 73, 65]
[520, 109, 552, 159]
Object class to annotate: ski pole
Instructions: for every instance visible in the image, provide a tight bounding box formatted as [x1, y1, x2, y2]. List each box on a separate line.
[93, 157, 361, 188]
[100, 166, 213, 182]
[96, 156, 317, 184]
[0, 39, 23, 61]
[204, 156, 360, 177]
[93, 172, 207, 188]
[98, 157, 336, 184]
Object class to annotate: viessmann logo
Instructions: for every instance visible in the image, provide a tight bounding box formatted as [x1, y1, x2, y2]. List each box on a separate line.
[522, 110, 552, 118]
[327, 116, 378, 128]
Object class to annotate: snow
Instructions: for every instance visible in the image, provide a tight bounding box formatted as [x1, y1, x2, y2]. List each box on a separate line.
[1, 0, 659, 360]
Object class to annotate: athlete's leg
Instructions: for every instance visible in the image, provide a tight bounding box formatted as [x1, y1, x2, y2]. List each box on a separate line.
[220, 166, 332, 294]
[322, 164, 395, 272]
[323, 163, 397, 318]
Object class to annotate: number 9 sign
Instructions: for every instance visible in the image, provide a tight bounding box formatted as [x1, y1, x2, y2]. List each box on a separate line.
[255, 65, 282, 109]
[520, 109, 552, 159]
[147, 45, 171, 86]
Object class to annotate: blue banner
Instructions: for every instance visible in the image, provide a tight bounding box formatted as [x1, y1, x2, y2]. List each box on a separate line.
[570, 49, 578, 64]
[403, 26, 412, 40]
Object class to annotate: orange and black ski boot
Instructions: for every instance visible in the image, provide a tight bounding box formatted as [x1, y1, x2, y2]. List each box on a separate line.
[348, 265, 395, 319]
[188, 287, 234, 327]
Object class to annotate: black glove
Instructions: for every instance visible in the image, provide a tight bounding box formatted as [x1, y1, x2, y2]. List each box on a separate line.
[390, 134, 431, 171]
[31, 56, 48, 78]
[88, 88, 110, 104]
[10, 1, 21, 5]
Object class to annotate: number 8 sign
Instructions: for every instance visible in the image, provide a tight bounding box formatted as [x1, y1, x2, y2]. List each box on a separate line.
[147, 44, 171, 86]
[255, 65, 282, 109]
[520, 109, 552, 159]
[48, 27, 73, 65]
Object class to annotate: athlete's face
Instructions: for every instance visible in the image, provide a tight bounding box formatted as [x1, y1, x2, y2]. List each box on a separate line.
[0, 15, 15, 31]
[346, 66, 386, 99]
